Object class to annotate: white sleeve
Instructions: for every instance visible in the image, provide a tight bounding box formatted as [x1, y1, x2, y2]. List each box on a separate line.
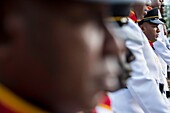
[126, 38, 170, 113]
[165, 37, 170, 49]
[153, 40, 170, 67]
[158, 24, 170, 49]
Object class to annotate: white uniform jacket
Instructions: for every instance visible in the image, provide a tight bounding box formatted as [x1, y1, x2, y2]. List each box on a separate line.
[153, 24, 170, 78]
[152, 24, 170, 100]
[153, 39, 170, 76]
[109, 18, 170, 113]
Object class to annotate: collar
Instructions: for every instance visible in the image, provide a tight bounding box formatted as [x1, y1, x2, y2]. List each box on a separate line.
[0, 84, 110, 113]
[129, 10, 137, 23]
[148, 40, 155, 49]
[0, 84, 48, 113]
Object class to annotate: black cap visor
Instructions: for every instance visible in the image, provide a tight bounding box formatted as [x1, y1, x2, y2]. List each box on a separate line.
[148, 19, 163, 25]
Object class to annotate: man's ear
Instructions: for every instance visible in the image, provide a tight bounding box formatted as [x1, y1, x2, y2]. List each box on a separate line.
[139, 24, 145, 33]
[0, 13, 25, 62]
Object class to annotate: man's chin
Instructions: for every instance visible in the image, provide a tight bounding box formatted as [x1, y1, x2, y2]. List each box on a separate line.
[89, 91, 106, 109]
[156, 34, 159, 38]
[153, 37, 158, 42]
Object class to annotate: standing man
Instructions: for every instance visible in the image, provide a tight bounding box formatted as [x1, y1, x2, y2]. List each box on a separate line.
[109, 3, 170, 113]
[139, 7, 170, 105]
[0, 0, 131, 113]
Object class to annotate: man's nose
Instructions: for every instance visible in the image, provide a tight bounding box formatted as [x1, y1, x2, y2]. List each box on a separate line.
[144, 11, 147, 16]
[156, 27, 160, 33]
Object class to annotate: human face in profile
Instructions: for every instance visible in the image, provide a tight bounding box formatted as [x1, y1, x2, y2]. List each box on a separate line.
[1, 1, 127, 112]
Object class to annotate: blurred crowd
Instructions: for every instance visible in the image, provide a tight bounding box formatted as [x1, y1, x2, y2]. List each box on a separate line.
[0, 0, 170, 113]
